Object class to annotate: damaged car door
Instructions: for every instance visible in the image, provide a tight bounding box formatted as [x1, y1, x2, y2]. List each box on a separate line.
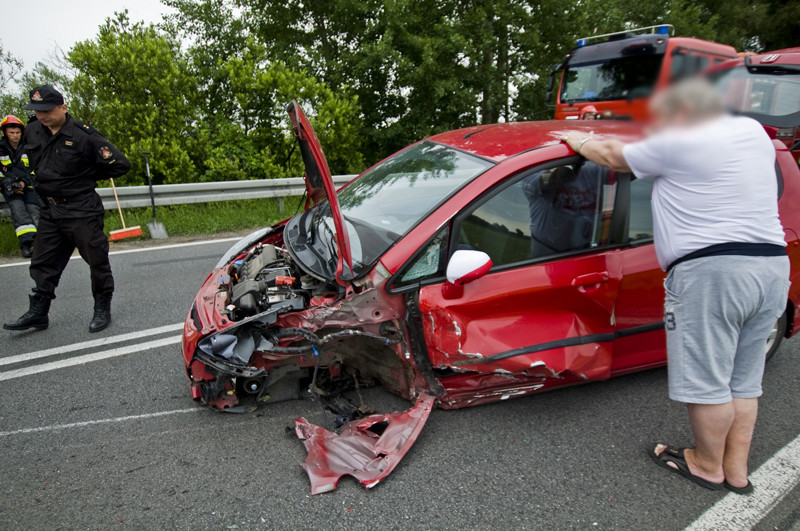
[413, 159, 626, 407]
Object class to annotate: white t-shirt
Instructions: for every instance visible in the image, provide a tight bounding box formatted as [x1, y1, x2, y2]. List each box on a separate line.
[622, 114, 786, 270]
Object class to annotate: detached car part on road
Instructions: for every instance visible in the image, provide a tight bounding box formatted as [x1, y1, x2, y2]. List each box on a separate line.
[183, 100, 800, 493]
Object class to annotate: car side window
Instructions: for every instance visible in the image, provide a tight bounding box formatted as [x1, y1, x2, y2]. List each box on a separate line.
[457, 161, 618, 267]
[394, 229, 449, 287]
[628, 177, 654, 241]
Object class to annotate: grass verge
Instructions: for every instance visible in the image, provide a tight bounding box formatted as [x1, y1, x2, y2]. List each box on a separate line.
[0, 196, 304, 257]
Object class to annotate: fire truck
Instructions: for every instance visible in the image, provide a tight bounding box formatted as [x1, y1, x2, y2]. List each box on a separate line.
[548, 25, 737, 120]
[707, 47, 800, 161]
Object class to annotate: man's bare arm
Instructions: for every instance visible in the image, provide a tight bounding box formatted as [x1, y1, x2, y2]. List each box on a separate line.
[560, 133, 632, 173]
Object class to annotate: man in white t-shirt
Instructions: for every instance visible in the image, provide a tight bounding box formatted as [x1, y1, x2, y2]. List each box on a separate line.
[561, 79, 790, 495]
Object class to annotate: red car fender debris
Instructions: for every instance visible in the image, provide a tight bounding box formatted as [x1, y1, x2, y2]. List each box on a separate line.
[294, 394, 436, 494]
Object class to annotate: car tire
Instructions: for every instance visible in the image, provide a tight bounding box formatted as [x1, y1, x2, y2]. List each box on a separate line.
[766, 311, 788, 362]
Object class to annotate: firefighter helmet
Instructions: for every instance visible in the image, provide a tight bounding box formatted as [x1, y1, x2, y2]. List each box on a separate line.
[580, 106, 599, 120]
[0, 115, 25, 133]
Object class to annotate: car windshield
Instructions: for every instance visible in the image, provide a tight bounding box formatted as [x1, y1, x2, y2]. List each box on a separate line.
[711, 66, 800, 127]
[561, 54, 664, 103]
[287, 141, 494, 280]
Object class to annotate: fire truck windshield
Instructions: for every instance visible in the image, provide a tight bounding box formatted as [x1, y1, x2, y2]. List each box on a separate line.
[711, 66, 800, 127]
[560, 54, 665, 103]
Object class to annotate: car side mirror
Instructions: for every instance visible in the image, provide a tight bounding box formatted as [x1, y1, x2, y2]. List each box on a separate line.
[442, 250, 492, 299]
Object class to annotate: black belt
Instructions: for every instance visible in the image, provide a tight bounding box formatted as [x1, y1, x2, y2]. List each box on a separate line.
[41, 192, 92, 206]
[667, 242, 787, 272]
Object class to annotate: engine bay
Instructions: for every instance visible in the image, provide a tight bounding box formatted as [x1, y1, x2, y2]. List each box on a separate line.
[227, 243, 331, 321]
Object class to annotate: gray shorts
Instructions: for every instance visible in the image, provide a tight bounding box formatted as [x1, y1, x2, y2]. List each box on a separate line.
[664, 254, 790, 404]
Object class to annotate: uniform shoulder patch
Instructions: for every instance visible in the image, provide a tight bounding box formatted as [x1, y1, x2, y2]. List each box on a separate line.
[98, 146, 114, 160]
[74, 120, 98, 135]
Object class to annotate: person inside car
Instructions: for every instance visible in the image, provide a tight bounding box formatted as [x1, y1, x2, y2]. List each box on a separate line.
[523, 161, 604, 257]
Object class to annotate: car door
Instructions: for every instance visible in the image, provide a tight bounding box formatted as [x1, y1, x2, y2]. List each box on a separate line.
[412, 159, 624, 392]
[607, 175, 668, 372]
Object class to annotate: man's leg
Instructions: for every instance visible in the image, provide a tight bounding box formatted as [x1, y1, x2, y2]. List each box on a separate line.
[30, 214, 75, 298]
[71, 214, 114, 297]
[655, 258, 740, 486]
[683, 402, 735, 483]
[722, 398, 758, 488]
[70, 214, 114, 332]
[4, 213, 70, 331]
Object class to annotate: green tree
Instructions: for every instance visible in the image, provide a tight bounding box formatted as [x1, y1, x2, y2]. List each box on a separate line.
[198, 40, 364, 180]
[68, 11, 198, 185]
[164, 2, 365, 177]
[221, 0, 580, 160]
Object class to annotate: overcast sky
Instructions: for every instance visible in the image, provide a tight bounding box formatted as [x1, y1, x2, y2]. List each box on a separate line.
[4, 0, 175, 70]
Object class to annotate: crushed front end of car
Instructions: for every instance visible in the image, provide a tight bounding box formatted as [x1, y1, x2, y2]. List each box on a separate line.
[182, 224, 434, 413]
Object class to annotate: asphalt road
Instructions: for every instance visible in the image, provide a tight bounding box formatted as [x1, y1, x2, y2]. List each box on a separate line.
[1, 238, 799, 530]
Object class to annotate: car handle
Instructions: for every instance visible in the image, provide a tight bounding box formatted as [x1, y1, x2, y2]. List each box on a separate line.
[571, 271, 609, 288]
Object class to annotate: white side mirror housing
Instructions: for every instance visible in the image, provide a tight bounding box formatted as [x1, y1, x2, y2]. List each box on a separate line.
[443, 250, 492, 298]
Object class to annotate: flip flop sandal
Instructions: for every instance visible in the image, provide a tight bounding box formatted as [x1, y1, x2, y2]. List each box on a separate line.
[650, 443, 724, 491]
[724, 480, 754, 495]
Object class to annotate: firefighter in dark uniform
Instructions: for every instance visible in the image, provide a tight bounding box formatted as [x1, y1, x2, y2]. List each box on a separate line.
[4, 86, 131, 333]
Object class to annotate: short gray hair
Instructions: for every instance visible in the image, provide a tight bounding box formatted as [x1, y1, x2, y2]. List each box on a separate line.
[652, 77, 725, 119]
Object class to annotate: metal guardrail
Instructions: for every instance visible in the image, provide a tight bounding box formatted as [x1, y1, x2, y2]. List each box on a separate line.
[0, 175, 356, 217]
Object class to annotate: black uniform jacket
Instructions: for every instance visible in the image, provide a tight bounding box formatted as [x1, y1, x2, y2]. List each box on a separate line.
[24, 115, 131, 216]
[0, 139, 34, 189]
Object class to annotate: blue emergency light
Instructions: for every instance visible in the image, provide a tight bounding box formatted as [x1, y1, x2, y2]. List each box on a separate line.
[577, 39, 587, 47]
[657, 25, 670, 35]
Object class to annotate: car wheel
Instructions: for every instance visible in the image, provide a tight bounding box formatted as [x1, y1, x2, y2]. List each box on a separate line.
[766, 312, 788, 362]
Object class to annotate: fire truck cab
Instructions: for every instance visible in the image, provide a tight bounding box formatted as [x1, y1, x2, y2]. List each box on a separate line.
[707, 47, 800, 161]
[548, 25, 737, 121]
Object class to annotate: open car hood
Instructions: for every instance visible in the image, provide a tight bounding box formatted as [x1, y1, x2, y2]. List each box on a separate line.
[287, 100, 353, 284]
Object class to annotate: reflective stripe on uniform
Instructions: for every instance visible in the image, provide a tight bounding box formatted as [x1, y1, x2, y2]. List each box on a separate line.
[0, 155, 10, 166]
[15, 224, 37, 237]
[20, 154, 29, 167]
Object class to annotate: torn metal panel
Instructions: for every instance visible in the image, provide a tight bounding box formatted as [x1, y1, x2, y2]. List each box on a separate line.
[294, 394, 435, 494]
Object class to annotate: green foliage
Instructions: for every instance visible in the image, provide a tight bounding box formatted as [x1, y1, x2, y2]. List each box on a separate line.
[204, 40, 364, 179]
[67, 12, 197, 185]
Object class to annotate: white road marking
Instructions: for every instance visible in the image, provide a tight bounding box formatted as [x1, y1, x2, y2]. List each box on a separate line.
[0, 236, 240, 268]
[0, 322, 185, 367]
[685, 433, 800, 530]
[0, 407, 204, 437]
[0, 335, 182, 381]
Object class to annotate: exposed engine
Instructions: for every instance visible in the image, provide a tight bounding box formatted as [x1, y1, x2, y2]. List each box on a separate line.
[227, 243, 327, 320]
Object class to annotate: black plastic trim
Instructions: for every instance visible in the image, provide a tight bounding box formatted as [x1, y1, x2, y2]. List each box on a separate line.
[451, 322, 665, 367]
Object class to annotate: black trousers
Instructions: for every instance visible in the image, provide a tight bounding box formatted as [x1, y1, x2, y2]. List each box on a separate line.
[1, 187, 41, 248]
[30, 212, 114, 299]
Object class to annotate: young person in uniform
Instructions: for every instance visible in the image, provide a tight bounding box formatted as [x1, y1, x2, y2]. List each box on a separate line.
[0, 115, 40, 257]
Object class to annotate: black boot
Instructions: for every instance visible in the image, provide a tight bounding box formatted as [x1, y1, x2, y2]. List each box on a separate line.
[89, 293, 112, 333]
[4, 294, 51, 331]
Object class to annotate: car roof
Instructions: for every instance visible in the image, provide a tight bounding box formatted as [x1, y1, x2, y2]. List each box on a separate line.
[428, 120, 643, 162]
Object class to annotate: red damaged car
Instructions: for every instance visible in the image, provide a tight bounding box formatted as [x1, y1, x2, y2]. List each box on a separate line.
[183, 102, 800, 494]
